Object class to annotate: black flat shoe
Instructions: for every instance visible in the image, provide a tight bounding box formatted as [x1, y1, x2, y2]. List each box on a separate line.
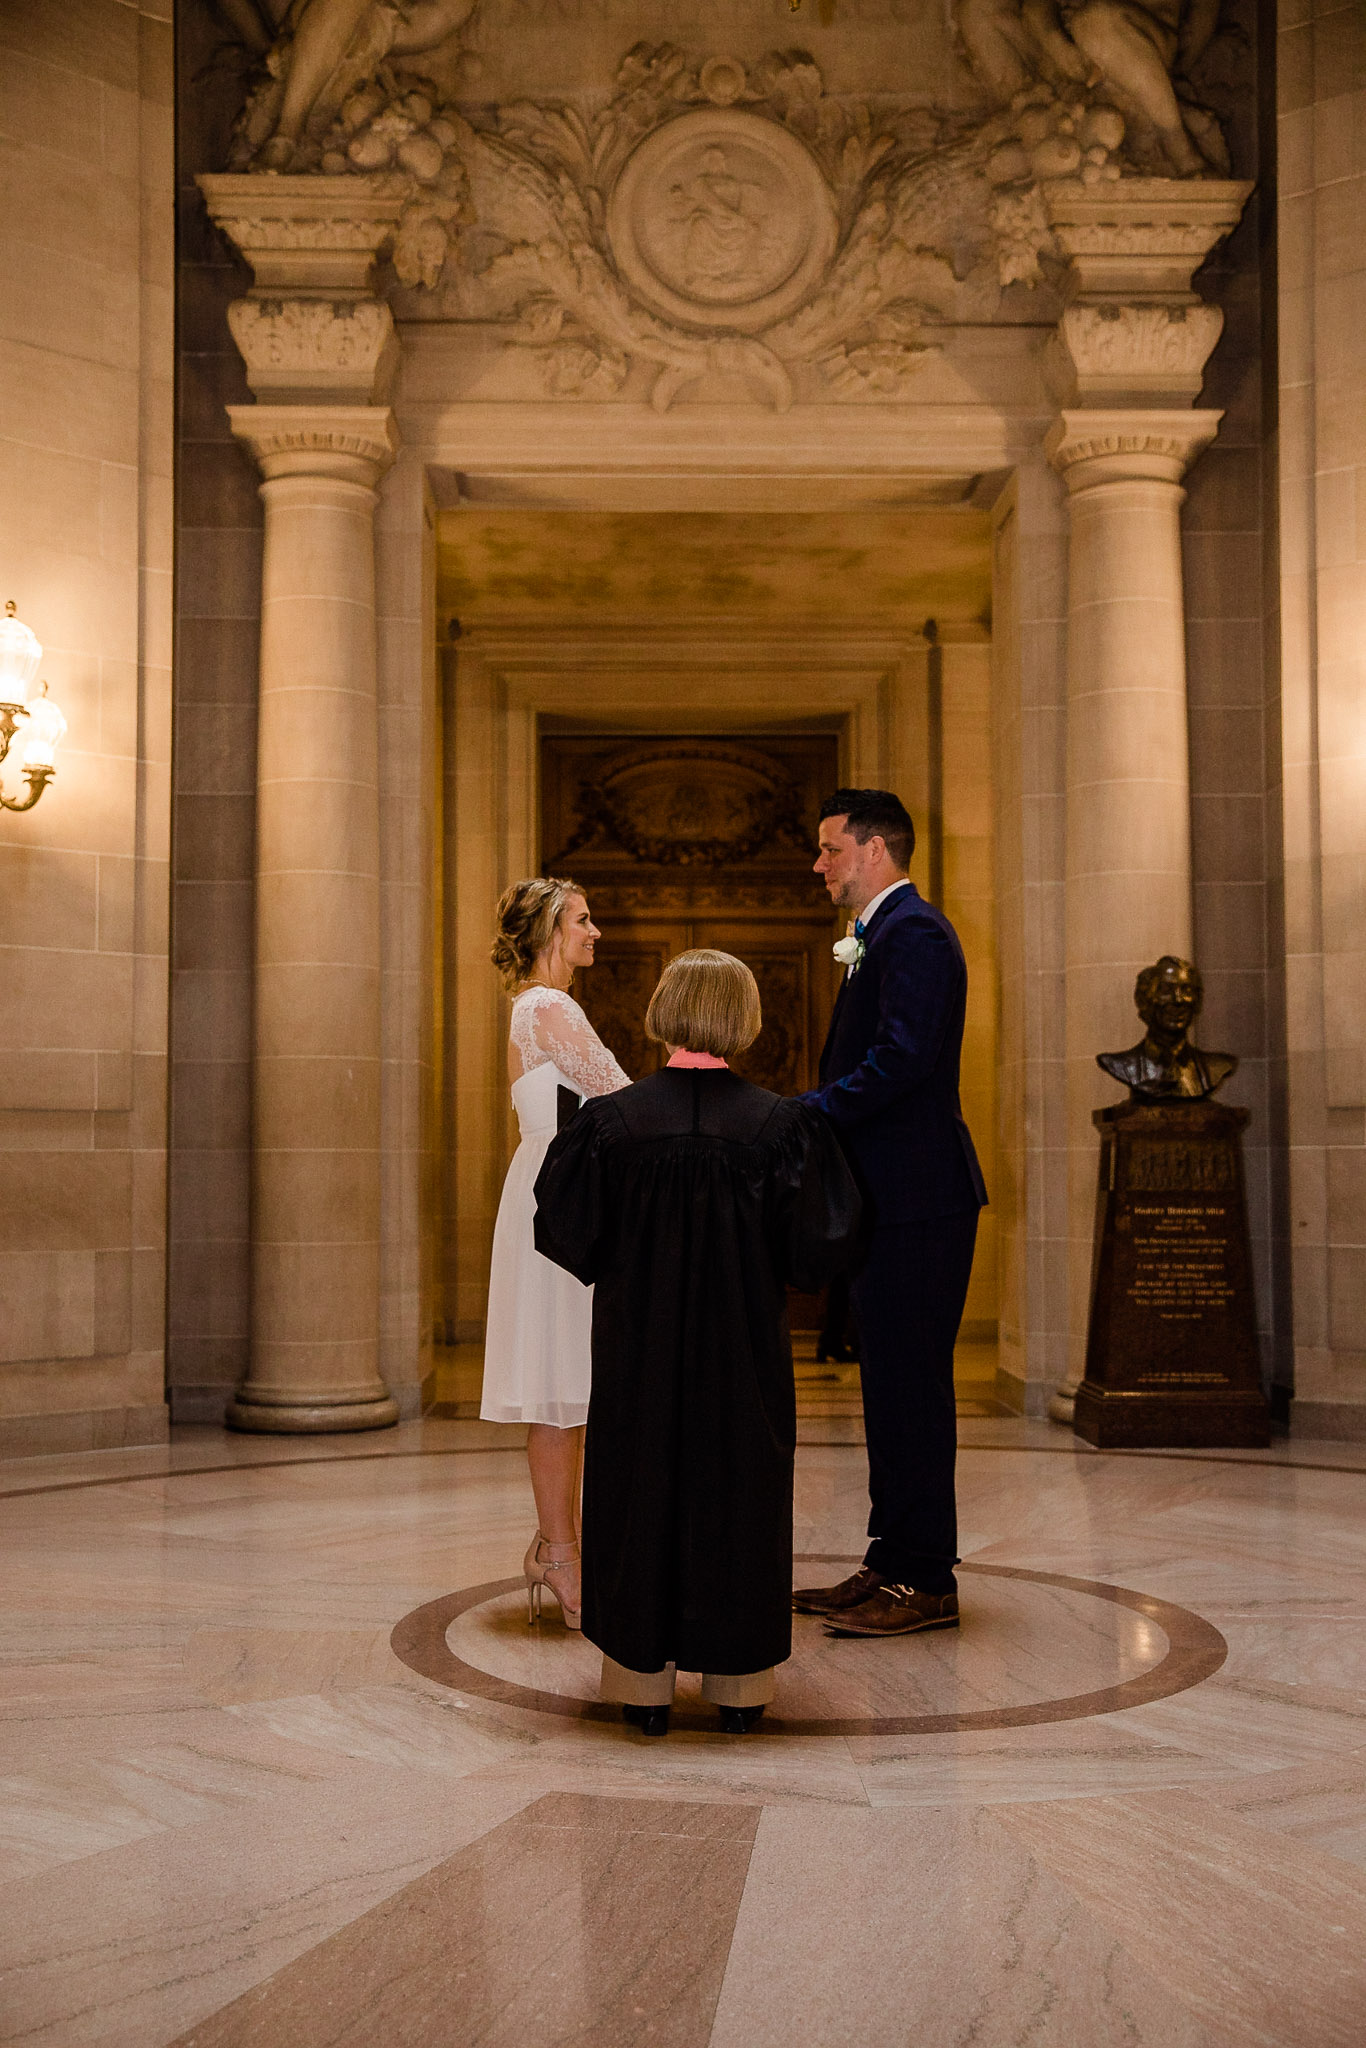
[717, 1705, 765, 1734]
[622, 1704, 670, 1737]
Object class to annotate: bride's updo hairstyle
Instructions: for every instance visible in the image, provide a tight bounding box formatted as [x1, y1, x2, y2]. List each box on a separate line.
[646, 949, 761, 1059]
[491, 876, 583, 992]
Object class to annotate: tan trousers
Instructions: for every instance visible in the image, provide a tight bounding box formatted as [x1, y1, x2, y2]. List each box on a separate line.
[600, 1654, 774, 1709]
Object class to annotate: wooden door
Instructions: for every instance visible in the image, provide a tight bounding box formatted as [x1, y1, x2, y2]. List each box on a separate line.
[576, 915, 834, 1090]
[689, 918, 826, 1094]
[575, 921, 676, 1081]
[543, 732, 842, 1323]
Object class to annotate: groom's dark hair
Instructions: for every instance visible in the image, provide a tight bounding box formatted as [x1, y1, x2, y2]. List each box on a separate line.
[818, 788, 915, 871]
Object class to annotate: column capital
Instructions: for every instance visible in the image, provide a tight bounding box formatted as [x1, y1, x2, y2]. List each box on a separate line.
[1053, 303, 1226, 408]
[227, 297, 399, 404]
[228, 404, 400, 488]
[1046, 408, 1222, 495]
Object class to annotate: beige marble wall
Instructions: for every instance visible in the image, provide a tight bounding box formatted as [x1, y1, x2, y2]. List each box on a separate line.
[990, 464, 1070, 1413]
[940, 636, 999, 1337]
[1183, 85, 1290, 1403]
[1278, 0, 1366, 1436]
[0, 0, 173, 1455]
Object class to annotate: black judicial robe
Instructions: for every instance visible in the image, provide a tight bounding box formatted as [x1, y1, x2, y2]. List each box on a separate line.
[533, 1069, 861, 1677]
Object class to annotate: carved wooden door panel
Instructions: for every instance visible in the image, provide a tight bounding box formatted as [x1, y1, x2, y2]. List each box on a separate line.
[689, 921, 823, 1096]
[577, 923, 677, 1082]
[576, 918, 834, 1092]
[543, 731, 841, 1323]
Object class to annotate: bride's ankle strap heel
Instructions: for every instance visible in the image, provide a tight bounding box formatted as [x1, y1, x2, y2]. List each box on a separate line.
[523, 1532, 583, 1630]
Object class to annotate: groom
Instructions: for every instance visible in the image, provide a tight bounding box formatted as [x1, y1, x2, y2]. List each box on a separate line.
[795, 789, 986, 1636]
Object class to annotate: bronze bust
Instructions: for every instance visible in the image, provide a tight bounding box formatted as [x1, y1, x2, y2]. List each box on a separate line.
[1097, 956, 1237, 1101]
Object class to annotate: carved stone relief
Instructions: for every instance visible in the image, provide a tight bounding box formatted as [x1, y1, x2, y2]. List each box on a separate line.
[206, 1, 1252, 409]
[606, 109, 839, 333]
[228, 296, 398, 398]
[1056, 301, 1225, 400]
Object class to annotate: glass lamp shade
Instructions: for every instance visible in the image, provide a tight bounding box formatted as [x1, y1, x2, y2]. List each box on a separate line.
[20, 690, 66, 771]
[0, 602, 42, 712]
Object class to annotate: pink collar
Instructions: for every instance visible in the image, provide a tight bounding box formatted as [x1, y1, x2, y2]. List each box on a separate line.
[666, 1049, 729, 1069]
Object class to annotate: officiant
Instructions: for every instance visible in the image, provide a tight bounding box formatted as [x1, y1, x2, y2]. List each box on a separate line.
[533, 949, 861, 1736]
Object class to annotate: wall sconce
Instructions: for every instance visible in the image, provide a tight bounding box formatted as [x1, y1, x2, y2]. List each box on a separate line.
[0, 601, 66, 813]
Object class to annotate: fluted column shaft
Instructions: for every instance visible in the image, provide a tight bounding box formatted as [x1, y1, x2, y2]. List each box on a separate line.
[227, 406, 400, 1432]
[1047, 408, 1220, 1403]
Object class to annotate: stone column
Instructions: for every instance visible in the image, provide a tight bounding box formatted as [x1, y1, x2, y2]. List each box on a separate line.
[1037, 178, 1251, 1422]
[198, 176, 409, 1432]
[1046, 410, 1220, 1416]
[226, 406, 400, 1431]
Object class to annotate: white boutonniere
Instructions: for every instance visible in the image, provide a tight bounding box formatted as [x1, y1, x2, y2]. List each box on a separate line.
[832, 923, 864, 973]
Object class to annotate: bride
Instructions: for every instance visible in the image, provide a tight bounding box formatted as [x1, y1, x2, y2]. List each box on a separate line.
[483, 876, 630, 1629]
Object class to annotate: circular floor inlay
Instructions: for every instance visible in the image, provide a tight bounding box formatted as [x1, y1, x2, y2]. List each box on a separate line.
[389, 1556, 1227, 1737]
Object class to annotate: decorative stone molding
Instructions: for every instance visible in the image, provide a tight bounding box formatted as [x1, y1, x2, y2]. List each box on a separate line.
[1040, 177, 1250, 405]
[204, 20, 1253, 411]
[1056, 303, 1226, 404]
[1041, 178, 1253, 304]
[1046, 408, 1223, 494]
[199, 174, 410, 293]
[227, 298, 399, 402]
[227, 404, 401, 488]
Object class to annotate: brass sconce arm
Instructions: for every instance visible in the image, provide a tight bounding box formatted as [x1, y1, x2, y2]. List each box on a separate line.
[0, 607, 66, 814]
[0, 707, 54, 811]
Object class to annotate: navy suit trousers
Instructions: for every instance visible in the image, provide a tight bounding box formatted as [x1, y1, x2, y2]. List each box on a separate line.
[851, 1211, 979, 1593]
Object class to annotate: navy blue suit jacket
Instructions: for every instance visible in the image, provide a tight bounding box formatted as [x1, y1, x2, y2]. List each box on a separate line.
[801, 883, 987, 1227]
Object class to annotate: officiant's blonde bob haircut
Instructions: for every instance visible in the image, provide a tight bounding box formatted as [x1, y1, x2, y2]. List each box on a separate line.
[646, 949, 762, 1059]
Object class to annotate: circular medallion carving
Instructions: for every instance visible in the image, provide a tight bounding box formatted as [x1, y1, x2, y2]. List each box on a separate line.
[606, 110, 838, 333]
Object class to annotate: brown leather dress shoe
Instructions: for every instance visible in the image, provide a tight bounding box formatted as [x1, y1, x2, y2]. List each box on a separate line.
[792, 1566, 884, 1616]
[823, 1584, 960, 1637]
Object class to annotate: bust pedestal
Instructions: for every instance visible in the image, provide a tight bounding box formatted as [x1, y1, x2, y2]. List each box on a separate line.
[1076, 1101, 1270, 1448]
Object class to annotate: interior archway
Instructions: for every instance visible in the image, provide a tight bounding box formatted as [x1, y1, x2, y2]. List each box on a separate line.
[431, 500, 1005, 1416]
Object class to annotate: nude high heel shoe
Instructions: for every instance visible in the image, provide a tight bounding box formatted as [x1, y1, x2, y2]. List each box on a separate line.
[523, 1533, 582, 1631]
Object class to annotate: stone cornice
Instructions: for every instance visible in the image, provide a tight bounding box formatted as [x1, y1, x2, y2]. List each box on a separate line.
[228, 404, 401, 487]
[1040, 177, 1254, 305]
[1046, 408, 1223, 492]
[198, 174, 408, 294]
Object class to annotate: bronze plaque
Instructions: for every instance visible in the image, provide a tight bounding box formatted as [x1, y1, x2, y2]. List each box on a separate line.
[1077, 1101, 1270, 1448]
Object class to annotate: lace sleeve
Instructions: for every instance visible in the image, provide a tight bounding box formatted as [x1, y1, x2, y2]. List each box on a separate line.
[517, 987, 629, 1096]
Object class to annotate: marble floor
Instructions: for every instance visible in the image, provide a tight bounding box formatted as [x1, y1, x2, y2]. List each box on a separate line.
[2, 1415, 1365, 2046]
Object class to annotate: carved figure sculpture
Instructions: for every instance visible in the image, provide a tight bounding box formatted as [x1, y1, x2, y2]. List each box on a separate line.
[231, 0, 479, 171]
[958, 0, 1089, 103]
[1098, 956, 1237, 1100]
[1067, 0, 1221, 176]
[665, 148, 771, 294]
[956, 0, 1226, 176]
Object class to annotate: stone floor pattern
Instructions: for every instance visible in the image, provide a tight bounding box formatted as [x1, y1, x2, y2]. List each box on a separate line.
[2, 1414, 1365, 2046]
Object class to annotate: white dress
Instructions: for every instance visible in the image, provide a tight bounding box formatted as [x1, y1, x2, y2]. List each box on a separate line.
[480, 985, 630, 1427]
